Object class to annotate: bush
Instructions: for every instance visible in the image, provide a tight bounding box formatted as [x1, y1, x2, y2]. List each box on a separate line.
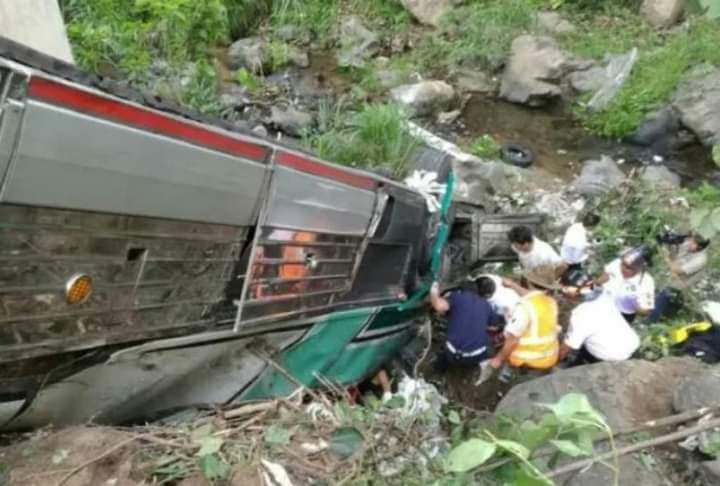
[224, 0, 272, 39]
[304, 102, 417, 176]
[63, 0, 229, 77]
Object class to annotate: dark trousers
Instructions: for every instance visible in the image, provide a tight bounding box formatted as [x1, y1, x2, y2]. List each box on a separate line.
[647, 287, 684, 324]
[434, 346, 489, 373]
[569, 346, 600, 367]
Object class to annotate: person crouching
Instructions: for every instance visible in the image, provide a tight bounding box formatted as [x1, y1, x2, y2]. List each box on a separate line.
[488, 274, 560, 376]
[429, 280, 496, 372]
[559, 269, 640, 367]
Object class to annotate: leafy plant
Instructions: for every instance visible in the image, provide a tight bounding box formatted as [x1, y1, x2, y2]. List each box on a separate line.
[469, 134, 501, 159]
[236, 68, 263, 93]
[444, 393, 613, 483]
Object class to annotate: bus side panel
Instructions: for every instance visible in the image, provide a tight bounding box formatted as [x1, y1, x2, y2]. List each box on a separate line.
[1, 99, 267, 226]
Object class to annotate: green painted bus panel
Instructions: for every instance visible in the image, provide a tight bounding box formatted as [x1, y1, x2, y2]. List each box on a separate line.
[365, 304, 424, 330]
[241, 307, 376, 400]
[324, 331, 412, 385]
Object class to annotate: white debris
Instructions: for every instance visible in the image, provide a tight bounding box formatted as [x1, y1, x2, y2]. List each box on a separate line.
[396, 375, 447, 426]
[305, 403, 335, 423]
[261, 459, 294, 486]
[704, 302, 720, 325]
[404, 170, 447, 213]
[300, 440, 329, 454]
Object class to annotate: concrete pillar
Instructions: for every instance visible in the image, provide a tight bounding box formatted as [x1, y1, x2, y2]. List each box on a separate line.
[0, 0, 75, 64]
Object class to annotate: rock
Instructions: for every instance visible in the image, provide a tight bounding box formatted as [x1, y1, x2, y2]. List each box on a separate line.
[391, 81, 455, 117]
[219, 84, 250, 109]
[673, 365, 720, 413]
[251, 125, 268, 138]
[535, 11, 577, 35]
[336, 16, 380, 68]
[496, 358, 707, 486]
[455, 68, 495, 93]
[497, 358, 706, 429]
[641, 0, 686, 28]
[572, 156, 626, 195]
[437, 110, 461, 125]
[700, 459, 720, 485]
[672, 67, 720, 147]
[228, 37, 269, 73]
[628, 106, 678, 149]
[568, 66, 607, 93]
[268, 106, 314, 136]
[500, 35, 569, 107]
[286, 46, 310, 68]
[639, 165, 681, 189]
[400, 0, 453, 27]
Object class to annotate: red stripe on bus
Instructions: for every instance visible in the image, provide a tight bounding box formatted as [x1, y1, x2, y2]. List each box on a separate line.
[28, 77, 268, 161]
[277, 151, 376, 190]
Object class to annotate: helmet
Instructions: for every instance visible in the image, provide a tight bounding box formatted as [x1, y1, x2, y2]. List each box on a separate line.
[622, 245, 654, 272]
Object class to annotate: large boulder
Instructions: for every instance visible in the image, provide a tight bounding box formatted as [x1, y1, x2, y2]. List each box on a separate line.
[336, 16, 380, 68]
[228, 37, 270, 73]
[496, 358, 707, 486]
[391, 81, 455, 117]
[639, 165, 681, 189]
[535, 11, 577, 35]
[672, 67, 720, 147]
[400, 0, 453, 27]
[571, 156, 626, 195]
[500, 35, 569, 107]
[641, 0, 686, 28]
[673, 364, 720, 413]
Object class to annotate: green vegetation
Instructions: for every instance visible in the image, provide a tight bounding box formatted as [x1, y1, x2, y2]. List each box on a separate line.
[304, 102, 417, 176]
[579, 20, 720, 138]
[271, 0, 339, 40]
[235, 68, 263, 93]
[468, 134, 502, 159]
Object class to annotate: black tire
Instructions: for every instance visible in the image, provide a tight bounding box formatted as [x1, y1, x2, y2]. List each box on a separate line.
[500, 143, 535, 168]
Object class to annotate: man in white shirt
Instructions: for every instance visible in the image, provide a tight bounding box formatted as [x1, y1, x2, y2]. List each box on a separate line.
[561, 213, 600, 271]
[508, 226, 567, 285]
[559, 270, 640, 366]
[475, 274, 520, 324]
[597, 245, 656, 323]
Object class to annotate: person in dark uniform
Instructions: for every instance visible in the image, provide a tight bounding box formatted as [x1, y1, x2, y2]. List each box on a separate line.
[429, 279, 496, 372]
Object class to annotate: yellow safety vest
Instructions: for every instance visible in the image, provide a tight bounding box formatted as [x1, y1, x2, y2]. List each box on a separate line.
[509, 291, 559, 370]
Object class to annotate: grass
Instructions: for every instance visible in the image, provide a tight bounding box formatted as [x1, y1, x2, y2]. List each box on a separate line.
[303, 102, 418, 176]
[444, 0, 536, 69]
[62, 0, 229, 112]
[271, 0, 339, 41]
[468, 135, 501, 159]
[579, 19, 720, 138]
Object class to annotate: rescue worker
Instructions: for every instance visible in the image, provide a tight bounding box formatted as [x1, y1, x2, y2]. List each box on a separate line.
[597, 245, 655, 323]
[429, 279, 496, 372]
[560, 212, 600, 280]
[488, 275, 560, 375]
[559, 270, 640, 366]
[508, 225, 567, 281]
[476, 274, 520, 326]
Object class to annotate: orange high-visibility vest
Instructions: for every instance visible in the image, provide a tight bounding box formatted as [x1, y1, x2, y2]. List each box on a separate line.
[509, 291, 560, 369]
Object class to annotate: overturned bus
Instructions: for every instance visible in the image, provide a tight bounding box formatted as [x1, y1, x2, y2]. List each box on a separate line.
[0, 38, 455, 429]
